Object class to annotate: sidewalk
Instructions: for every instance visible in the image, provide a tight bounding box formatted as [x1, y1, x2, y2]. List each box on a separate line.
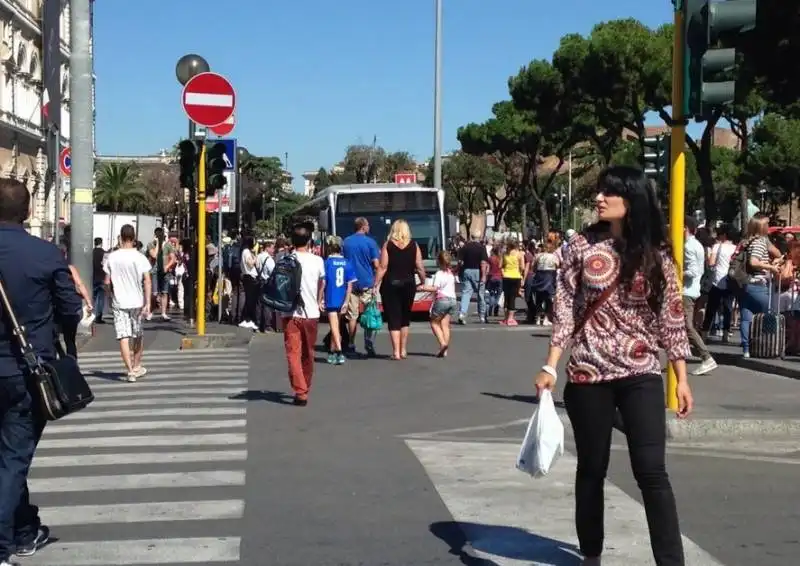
[707, 338, 800, 379]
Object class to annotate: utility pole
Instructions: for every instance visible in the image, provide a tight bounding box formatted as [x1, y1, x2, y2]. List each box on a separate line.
[68, 0, 94, 287]
[433, 0, 443, 190]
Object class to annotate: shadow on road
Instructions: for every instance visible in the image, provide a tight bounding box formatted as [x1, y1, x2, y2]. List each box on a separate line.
[481, 392, 567, 409]
[229, 390, 294, 405]
[429, 521, 581, 565]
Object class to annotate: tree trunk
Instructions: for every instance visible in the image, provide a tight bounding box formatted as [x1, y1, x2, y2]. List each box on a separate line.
[538, 199, 550, 237]
[700, 125, 717, 224]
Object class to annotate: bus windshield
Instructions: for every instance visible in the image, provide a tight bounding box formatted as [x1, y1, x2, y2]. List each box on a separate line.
[336, 211, 443, 261]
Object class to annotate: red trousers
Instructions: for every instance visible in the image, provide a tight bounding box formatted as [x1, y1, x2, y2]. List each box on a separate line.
[283, 317, 319, 399]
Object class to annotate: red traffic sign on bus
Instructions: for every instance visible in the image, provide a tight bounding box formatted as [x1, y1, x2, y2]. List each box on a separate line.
[60, 146, 71, 177]
[394, 172, 417, 184]
[181, 72, 236, 128]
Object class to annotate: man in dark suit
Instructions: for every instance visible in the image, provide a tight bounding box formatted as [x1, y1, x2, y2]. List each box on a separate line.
[0, 178, 82, 563]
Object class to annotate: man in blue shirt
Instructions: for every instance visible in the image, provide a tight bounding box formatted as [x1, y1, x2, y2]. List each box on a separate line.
[342, 217, 380, 356]
[0, 178, 82, 563]
[322, 236, 357, 364]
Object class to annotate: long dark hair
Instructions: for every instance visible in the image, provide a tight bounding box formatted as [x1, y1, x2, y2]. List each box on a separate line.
[593, 166, 671, 312]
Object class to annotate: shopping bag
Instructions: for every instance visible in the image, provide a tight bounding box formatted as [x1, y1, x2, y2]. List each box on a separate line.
[76, 306, 95, 337]
[516, 390, 564, 478]
[359, 299, 383, 331]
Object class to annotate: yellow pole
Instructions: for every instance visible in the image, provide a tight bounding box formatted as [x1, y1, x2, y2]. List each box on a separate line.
[666, 5, 686, 411]
[196, 144, 207, 336]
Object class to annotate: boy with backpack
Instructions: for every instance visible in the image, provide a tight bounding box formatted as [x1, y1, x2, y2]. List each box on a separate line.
[321, 236, 357, 365]
[261, 223, 324, 406]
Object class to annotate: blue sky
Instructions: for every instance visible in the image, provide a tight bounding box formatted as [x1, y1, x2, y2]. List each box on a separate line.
[94, 0, 680, 192]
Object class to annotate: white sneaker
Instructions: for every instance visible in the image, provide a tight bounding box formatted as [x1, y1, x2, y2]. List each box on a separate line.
[692, 357, 718, 375]
[238, 320, 250, 329]
[2, 560, 21, 566]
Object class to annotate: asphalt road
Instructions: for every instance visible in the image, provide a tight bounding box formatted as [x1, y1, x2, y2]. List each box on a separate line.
[26, 317, 800, 565]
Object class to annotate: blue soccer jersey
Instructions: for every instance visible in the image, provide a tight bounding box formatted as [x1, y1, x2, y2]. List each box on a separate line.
[324, 255, 357, 310]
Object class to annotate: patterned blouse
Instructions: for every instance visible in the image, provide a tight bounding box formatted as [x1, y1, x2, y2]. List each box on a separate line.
[551, 231, 691, 383]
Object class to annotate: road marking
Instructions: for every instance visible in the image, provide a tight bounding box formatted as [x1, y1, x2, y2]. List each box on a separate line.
[19, 536, 240, 565]
[406, 439, 724, 565]
[82, 364, 249, 373]
[77, 348, 249, 359]
[96, 387, 243, 398]
[32, 450, 247, 469]
[37, 433, 246, 450]
[82, 396, 240, 407]
[30, 470, 245, 493]
[83, 371, 248, 380]
[40, 500, 244, 526]
[90, 379, 247, 389]
[63, 407, 245, 420]
[45, 419, 246, 434]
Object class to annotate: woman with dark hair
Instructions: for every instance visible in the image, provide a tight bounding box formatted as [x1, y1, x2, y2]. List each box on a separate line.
[239, 236, 259, 330]
[535, 166, 693, 566]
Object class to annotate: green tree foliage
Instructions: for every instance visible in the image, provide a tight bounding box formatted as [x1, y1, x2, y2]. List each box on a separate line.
[141, 166, 181, 219]
[424, 152, 503, 234]
[746, 114, 800, 203]
[253, 192, 310, 237]
[341, 144, 386, 183]
[94, 163, 145, 212]
[313, 167, 333, 195]
[240, 155, 287, 221]
[383, 151, 417, 182]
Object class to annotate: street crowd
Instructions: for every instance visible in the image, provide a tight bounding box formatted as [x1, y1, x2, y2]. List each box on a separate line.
[2, 163, 800, 566]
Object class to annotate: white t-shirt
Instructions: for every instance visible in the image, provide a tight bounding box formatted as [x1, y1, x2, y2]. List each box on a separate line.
[256, 251, 275, 281]
[241, 249, 258, 277]
[710, 241, 736, 288]
[104, 248, 152, 310]
[431, 269, 456, 300]
[286, 251, 325, 319]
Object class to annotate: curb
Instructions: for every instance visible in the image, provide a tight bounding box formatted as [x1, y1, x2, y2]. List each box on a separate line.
[712, 351, 800, 380]
[666, 416, 800, 440]
[180, 332, 253, 350]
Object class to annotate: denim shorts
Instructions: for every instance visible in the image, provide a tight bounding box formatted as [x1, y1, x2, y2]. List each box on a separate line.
[431, 298, 458, 319]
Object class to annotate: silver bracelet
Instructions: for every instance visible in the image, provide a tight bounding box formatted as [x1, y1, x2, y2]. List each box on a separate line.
[541, 365, 557, 380]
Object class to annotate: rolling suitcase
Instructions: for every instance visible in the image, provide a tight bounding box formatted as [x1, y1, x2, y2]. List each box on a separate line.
[750, 276, 785, 359]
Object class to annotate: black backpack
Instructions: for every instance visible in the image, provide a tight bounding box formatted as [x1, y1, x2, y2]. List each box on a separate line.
[728, 238, 751, 291]
[260, 253, 303, 313]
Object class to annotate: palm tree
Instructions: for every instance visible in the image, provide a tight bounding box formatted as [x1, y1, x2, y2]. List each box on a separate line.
[94, 163, 145, 212]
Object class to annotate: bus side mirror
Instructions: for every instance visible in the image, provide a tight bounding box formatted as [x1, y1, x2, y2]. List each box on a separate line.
[318, 209, 329, 232]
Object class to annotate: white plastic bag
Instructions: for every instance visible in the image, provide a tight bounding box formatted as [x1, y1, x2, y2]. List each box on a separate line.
[76, 306, 94, 337]
[516, 390, 565, 478]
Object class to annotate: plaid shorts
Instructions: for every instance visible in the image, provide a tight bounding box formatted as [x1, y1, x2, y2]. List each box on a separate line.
[113, 308, 143, 340]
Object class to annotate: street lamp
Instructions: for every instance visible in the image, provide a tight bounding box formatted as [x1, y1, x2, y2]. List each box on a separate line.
[175, 54, 210, 86]
[271, 196, 279, 237]
[237, 147, 249, 233]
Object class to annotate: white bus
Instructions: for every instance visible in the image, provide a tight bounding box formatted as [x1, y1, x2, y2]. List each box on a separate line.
[291, 183, 450, 312]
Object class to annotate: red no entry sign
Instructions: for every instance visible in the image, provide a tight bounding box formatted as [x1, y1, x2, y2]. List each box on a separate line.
[210, 113, 235, 136]
[181, 72, 236, 128]
[60, 146, 71, 177]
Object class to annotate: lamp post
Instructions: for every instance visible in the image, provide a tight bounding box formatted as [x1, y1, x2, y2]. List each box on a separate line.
[433, 0, 443, 190]
[237, 146, 249, 234]
[175, 54, 209, 327]
[271, 196, 279, 237]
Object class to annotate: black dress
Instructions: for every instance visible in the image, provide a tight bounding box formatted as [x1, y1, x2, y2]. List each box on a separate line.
[381, 241, 418, 331]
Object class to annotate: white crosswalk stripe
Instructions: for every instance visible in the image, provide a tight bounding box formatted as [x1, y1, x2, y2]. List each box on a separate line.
[23, 348, 250, 565]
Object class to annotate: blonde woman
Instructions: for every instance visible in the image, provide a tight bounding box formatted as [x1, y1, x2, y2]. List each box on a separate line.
[374, 219, 427, 360]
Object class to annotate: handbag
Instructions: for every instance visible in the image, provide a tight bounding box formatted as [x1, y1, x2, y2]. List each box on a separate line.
[0, 276, 94, 421]
[360, 298, 383, 331]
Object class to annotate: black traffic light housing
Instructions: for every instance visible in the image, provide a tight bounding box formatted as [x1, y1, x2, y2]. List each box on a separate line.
[178, 139, 199, 189]
[206, 142, 227, 196]
[642, 135, 669, 182]
[684, 0, 757, 119]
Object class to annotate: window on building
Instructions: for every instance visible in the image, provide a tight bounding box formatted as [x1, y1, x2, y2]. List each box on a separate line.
[16, 42, 26, 70]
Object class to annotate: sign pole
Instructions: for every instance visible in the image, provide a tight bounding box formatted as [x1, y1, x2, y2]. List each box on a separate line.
[196, 144, 207, 336]
[667, 2, 686, 412]
[217, 209, 223, 322]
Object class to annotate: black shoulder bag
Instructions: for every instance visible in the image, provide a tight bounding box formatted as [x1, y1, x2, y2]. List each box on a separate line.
[0, 276, 94, 420]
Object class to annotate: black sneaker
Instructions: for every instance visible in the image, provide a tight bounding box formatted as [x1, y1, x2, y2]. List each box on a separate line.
[15, 525, 50, 557]
[293, 397, 308, 407]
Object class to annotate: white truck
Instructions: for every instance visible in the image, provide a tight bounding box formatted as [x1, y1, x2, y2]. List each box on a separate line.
[93, 212, 162, 250]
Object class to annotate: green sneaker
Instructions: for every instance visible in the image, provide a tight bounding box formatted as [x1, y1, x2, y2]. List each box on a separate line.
[336, 353, 346, 365]
[327, 352, 336, 364]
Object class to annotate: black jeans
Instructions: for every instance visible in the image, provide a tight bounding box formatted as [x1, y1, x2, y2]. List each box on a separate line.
[702, 285, 732, 332]
[242, 275, 258, 324]
[564, 373, 684, 565]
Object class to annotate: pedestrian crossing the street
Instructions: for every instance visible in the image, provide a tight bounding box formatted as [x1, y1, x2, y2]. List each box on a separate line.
[23, 348, 250, 566]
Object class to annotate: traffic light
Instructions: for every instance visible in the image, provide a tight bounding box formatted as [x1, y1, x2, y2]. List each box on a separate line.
[642, 135, 669, 182]
[205, 142, 227, 195]
[684, 0, 757, 118]
[178, 139, 198, 189]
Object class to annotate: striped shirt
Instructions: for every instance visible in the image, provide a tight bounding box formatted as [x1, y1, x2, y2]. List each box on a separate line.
[747, 236, 771, 283]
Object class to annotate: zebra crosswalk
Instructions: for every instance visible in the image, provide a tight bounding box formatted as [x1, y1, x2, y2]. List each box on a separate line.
[23, 347, 250, 565]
